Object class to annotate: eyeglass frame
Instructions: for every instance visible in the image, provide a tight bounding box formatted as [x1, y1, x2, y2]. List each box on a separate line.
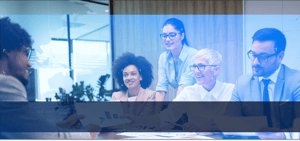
[160, 32, 181, 40]
[2, 46, 34, 60]
[189, 64, 218, 71]
[247, 49, 279, 63]
[22, 46, 34, 60]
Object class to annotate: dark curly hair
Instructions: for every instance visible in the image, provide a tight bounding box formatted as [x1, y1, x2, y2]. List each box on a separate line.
[0, 17, 33, 59]
[112, 52, 153, 92]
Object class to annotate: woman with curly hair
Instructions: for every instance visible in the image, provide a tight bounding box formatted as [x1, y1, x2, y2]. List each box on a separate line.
[112, 52, 155, 116]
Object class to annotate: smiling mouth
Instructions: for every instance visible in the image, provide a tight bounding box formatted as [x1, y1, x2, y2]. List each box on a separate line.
[165, 43, 173, 46]
[195, 75, 204, 78]
[126, 80, 134, 85]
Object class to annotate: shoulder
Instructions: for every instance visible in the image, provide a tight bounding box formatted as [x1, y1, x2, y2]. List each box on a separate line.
[159, 51, 169, 61]
[222, 82, 235, 89]
[145, 89, 155, 94]
[284, 65, 300, 80]
[173, 84, 198, 101]
[235, 74, 253, 86]
[220, 81, 235, 93]
[145, 89, 156, 100]
[183, 46, 197, 55]
[283, 65, 300, 90]
[181, 84, 198, 94]
[112, 91, 125, 100]
[183, 46, 197, 61]
[0, 74, 27, 101]
[231, 74, 253, 98]
[185, 46, 198, 53]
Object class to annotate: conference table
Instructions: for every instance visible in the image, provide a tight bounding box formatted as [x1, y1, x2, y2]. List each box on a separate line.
[96, 132, 260, 139]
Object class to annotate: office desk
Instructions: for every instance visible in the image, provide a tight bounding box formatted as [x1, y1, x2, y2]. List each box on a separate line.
[96, 132, 218, 139]
[96, 132, 260, 139]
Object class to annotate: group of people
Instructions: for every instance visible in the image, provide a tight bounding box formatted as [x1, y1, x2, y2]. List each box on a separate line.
[109, 18, 300, 139]
[1, 16, 300, 139]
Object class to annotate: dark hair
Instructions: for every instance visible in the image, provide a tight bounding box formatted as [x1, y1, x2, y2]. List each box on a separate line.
[252, 28, 286, 53]
[162, 18, 189, 46]
[0, 17, 33, 59]
[112, 52, 153, 92]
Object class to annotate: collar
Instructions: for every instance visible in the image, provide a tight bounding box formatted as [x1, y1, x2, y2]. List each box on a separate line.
[199, 80, 221, 99]
[259, 64, 281, 83]
[167, 44, 189, 64]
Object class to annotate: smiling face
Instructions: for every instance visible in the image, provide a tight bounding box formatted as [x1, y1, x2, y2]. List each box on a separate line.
[251, 40, 283, 77]
[162, 24, 184, 52]
[193, 56, 220, 91]
[7, 47, 32, 86]
[122, 65, 142, 90]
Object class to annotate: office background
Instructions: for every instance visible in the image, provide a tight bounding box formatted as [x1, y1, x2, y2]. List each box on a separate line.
[0, 0, 299, 101]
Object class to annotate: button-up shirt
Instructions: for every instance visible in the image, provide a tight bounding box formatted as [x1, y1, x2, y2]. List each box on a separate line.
[258, 64, 281, 101]
[156, 45, 197, 100]
[158, 80, 235, 126]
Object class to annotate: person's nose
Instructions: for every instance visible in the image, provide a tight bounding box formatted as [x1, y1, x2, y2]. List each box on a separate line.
[27, 59, 32, 68]
[252, 57, 260, 65]
[128, 74, 133, 80]
[194, 67, 201, 73]
[165, 35, 171, 41]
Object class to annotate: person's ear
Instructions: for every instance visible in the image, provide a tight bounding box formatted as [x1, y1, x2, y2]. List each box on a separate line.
[213, 66, 220, 76]
[277, 51, 284, 63]
[180, 32, 185, 41]
[2, 49, 12, 59]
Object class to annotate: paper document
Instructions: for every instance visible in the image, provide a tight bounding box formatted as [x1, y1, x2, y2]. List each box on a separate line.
[75, 102, 131, 127]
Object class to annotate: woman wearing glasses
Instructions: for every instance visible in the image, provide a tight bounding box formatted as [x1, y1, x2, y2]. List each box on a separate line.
[175, 48, 235, 102]
[155, 18, 197, 105]
[123, 49, 235, 132]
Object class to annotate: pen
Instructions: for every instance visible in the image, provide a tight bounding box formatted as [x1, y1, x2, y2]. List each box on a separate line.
[164, 121, 182, 127]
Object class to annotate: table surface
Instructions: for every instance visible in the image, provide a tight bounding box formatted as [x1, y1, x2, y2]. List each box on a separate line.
[96, 132, 260, 139]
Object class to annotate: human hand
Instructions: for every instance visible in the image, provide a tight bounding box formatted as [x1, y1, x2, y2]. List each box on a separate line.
[182, 122, 201, 132]
[256, 127, 286, 139]
[56, 114, 85, 129]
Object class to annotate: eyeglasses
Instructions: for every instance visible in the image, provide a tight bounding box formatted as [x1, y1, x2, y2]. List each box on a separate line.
[160, 32, 181, 40]
[247, 50, 278, 63]
[24, 46, 34, 60]
[189, 64, 217, 71]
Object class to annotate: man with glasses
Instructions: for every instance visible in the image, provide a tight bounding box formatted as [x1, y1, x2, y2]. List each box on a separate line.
[0, 17, 92, 139]
[229, 28, 300, 139]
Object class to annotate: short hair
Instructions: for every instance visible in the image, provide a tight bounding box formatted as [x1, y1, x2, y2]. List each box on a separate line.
[162, 18, 189, 46]
[112, 52, 153, 92]
[252, 28, 286, 53]
[194, 48, 222, 66]
[0, 17, 33, 59]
